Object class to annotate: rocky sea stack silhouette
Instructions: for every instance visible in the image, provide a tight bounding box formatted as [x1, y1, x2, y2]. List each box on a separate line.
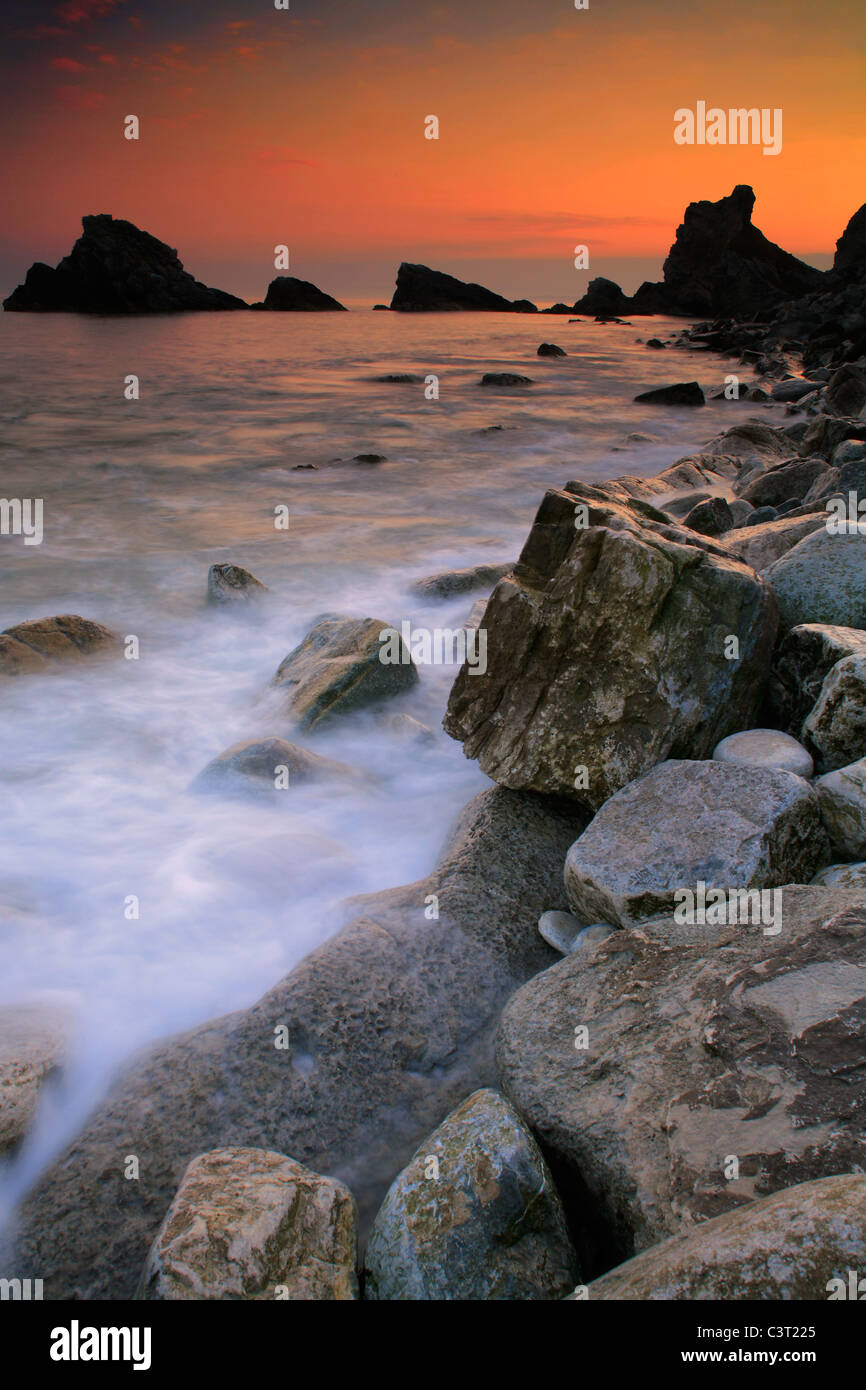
[3, 214, 247, 314]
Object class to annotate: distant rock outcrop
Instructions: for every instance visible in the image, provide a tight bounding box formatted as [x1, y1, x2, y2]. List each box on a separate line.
[833, 202, 866, 277]
[568, 187, 826, 320]
[389, 263, 536, 313]
[255, 276, 347, 311]
[3, 215, 247, 313]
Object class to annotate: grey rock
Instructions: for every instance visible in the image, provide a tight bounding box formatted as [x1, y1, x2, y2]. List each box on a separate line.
[0, 1004, 72, 1156]
[410, 562, 513, 600]
[190, 737, 367, 797]
[803, 653, 866, 771]
[770, 378, 824, 403]
[769, 622, 866, 733]
[581, 1176, 866, 1301]
[363, 1089, 578, 1300]
[737, 456, 828, 507]
[811, 861, 866, 889]
[206, 563, 268, 605]
[538, 910, 584, 955]
[764, 523, 866, 629]
[683, 496, 733, 536]
[564, 759, 829, 928]
[633, 381, 705, 406]
[138, 1148, 358, 1300]
[713, 728, 814, 778]
[480, 373, 532, 387]
[497, 885, 866, 1258]
[816, 757, 866, 857]
[272, 614, 419, 730]
[721, 513, 825, 571]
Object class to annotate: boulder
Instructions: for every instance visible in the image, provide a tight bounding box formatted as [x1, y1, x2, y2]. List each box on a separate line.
[764, 523, 866, 629]
[720, 513, 825, 572]
[815, 758, 866, 857]
[537, 342, 567, 357]
[834, 202, 866, 276]
[206, 563, 268, 605]
[564, 760, 828, 928]
[581, 1176, 866, 1301]
[803, 653, 866, 771]
[703, 422, 791, 464]
[363, 1089, 578, 1301]
[824, 364, 866, 417]
[770, 378, 823, 403]
[571, 278, 632, 317]
[737, 456, 828, 508]
[538, 910, 585, 955]
[713, 728, 813, 779]
[272, 614, 418, 730]
[444, 485, 778, 809]
[138, 1148, 358, 1300]
[190, 737, 367, 797]
[410, 562, 513, 600]
[683, 496, 733, 536]
[0, 615, 116, 675]
[634, 382, 705, 406]
[260, 277, 346, 311]
[3, 215, 246, 313]
[769, 623, 866, 734]
[0, 1004, 71, 1156]
[480, 373, 532, 387]
[496, 885, 866, 1262]
[8, 786, 586, 1298]
[812, 862, 866, 889]
[389, 263, 531, 313]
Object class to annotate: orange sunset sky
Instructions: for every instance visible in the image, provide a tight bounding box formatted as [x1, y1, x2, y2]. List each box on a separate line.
[0, 0, 864, 305]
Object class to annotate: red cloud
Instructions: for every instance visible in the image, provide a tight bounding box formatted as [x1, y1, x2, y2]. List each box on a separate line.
[51, 56, 88, 71]
[55, 85, 105, 109]
[55, 0, 123, 22]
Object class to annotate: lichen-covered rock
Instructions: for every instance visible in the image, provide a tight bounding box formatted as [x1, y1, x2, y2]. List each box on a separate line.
[444, 486, 778, 809]
[0, 615, 115, 675]
[363, 1089, 578, 1300]
[816, 757, 866, 857]
[768, 623, 866, 733]
[764, 523, 866, 629]
[564, 759, 828, 928]
[803, 653, 866, 771]
[206, 563, 268, 605]
[138, 1148, 358, 1299]
[0, 1004, 71, 1156]
[579, 1176, 866, 1300]
[497, 886, 866, 1259]
[737, 456, 828, 508]
[272, 613, 418, 730]
[713, 728, 813, 778]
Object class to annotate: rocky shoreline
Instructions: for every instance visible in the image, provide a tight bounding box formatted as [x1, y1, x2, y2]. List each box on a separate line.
[2, 188, 866, 1301]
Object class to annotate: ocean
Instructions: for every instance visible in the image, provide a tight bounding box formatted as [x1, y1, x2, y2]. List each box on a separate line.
[0, 307, 743, 1212]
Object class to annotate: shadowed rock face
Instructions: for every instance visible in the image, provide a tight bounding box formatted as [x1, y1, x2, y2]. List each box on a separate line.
[6, 787, 586, 1300]
[389, 262, 534, 312]
[259, 276, 347, 311]
[834, 202, 866, 277]
[3, 215, 247, 313]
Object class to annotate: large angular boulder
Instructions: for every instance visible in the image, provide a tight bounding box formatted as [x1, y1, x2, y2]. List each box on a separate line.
[834, 202, 866, 276]
[803, 653, 866, 771]
[737, 456, 828, 508]
[444, 486, 778, 809]
[389, 263, 531, 313]
[3, 215, 247, 313]
[572, 278, 632, 317]
[206, 563, 268, 605]
[8, 787, 586, 1299]
[138, 1148, 358, 1299]
[272, 614, 418, 730]
[764, 523, 866, 629]
[258, 277, 346, 311]
[767, 623, 866, 733]
[564, 760, 829, 928]
[581, 1176, 866, 1301]
[496, 886, 866, 1262]
[824, 364, 866, 417]
[363, 1089, 577, 1300]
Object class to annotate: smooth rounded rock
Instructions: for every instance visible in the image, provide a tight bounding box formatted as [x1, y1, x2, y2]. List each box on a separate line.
[764, 523, 866, 629]
[538, 910, 584, 954]
[713, 728, 814, 778]
[811, 861, 866, 889]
